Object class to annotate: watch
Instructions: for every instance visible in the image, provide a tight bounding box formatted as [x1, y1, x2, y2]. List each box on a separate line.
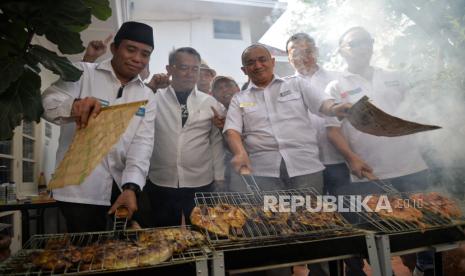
[122, 182, 141, 197]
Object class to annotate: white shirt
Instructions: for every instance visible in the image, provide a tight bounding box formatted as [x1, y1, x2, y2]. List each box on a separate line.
[295, 69, 345, 165]
[325, 67, 427, 182]
[42, 59, 156, 205]
[148, 86, 225, 188]
[224, 75, 333, 178]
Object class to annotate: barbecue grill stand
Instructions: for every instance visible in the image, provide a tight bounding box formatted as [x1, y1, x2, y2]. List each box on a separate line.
[374, 225, 465, 276]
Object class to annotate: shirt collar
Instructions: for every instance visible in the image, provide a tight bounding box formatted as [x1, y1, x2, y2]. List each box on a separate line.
[96, 59, 145, 88]
[248, 74, 284, 91]
[342, 66, 380, 78]
[294, 66, 324, 80]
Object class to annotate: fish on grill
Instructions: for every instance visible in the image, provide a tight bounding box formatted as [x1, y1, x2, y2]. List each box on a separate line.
[190, 204, 247, 237]
[366, 195, 426, 229]
[138, 228, 205, 253]
[292, 210, 345, 228]
[410, 192, 462, 219]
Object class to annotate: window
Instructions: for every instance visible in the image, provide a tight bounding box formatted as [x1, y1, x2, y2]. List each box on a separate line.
[213, 19, 242, 40]
[22, 122, 36, 184]
[0, 121, 40, 190]
[0, 140, 13, 184]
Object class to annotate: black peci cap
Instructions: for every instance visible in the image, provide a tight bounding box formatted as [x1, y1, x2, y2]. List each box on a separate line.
[114, 21, 154, 48]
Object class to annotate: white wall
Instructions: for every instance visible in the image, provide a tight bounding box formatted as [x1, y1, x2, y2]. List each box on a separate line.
[146, 15, 251, 86]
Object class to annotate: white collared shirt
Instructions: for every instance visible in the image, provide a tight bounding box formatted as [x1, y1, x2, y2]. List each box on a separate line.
[325, 67, 427, 182]
[224, 75, 333, 178]
[295, 69, 345, 165]
[148, 86, 225, 188]
[42, 59, 156, 205]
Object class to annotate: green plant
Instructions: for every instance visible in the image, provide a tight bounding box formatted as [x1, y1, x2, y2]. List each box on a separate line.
[0, 0, 111, 140]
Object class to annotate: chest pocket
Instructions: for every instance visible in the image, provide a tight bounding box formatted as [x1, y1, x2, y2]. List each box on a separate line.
[277, 91, 301, 102]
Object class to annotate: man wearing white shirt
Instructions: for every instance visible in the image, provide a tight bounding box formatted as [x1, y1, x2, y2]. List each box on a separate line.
[326, 26, 432, 276]
[223, 43, 351, 276]
[42, 22, 156, 232]
[286, 33, 350, 196]
[146, 47, 225, 227]
[224, 44, 351, 194]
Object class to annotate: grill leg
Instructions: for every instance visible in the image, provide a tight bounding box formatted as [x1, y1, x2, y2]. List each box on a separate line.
[210, 251, 226, 276]
[375, 235, 392, 276]
[196, 258, 209, 276]
[328, 260, 343, 276]
[365, 233, 382, 276]
[434, 252, 443, 276]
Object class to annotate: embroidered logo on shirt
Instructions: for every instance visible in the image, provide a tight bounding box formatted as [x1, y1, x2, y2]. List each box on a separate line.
[341, 87, 362, 98]
[240, 102, 256, 108]
[98, 99, 109, 107]
[136, 107, 145, 117]
[384, 80, 400, 87]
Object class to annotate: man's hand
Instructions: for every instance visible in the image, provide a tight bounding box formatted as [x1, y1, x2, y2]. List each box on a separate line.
[108, 189, 138, 219]
[146, 73, 171, 92]
[71, 97, 102, 129]
[83, 34, 113, 62]
[211, 107, 225, 129]
[231, 152, 252, 174]
[347, 155, 373, 179]
[331, 102, 353, 119]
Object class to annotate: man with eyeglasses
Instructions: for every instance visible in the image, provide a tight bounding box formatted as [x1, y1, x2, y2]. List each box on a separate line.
[325, 26, 433, 276]
[144, 47, 225, 228]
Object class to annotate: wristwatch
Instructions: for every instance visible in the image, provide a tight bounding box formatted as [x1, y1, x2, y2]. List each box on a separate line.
[122, 183, 141, 197]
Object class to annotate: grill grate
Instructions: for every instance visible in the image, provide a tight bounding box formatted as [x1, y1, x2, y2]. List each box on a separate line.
[340, 181, 463, 233]
[0, 226, 209, 275]
[193, 188, 358, 249]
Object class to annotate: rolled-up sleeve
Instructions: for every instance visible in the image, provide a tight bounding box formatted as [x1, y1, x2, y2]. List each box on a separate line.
[324, 80, 343, 127]
[121, 93, 156, 189]
[223, 94, 243, 134]
[42, 65, 84, 124]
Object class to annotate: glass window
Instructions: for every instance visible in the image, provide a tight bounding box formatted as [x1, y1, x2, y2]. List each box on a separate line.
[22, 161, 34, 183]
[0, 140, 12, 155]
[45, 122, 52, 138]
[23, 137, 34, 160]
[0, 158, 12, 183]
[23, 121, 34, 137]
[213, 19, 242, 40]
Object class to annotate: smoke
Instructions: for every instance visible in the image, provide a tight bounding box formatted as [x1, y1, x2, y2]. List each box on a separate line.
[280, 0, 465, 193]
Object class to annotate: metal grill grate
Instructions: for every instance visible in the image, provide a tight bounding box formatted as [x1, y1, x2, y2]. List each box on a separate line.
[340, 184, 462, 233]
[0, 226, 209, 275]
[193, 187, 357, 249]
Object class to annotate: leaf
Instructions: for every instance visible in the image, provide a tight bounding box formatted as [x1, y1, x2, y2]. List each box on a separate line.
[83, 0, 112, 20]
[0, 69, 43, 140]
[46, 1, 92, 27]
[0, 57, 25, 95]
[44, 26, 85, 54]
[29, 45, 82, 81]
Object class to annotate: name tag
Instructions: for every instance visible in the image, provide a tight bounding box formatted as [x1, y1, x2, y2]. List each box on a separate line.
[279, 90, 292, 97]
[98, 99, 109, 107]
[136, 107, 145, 117]
[384, 80, 400, 87]
[341, 87, 362, 98]
[240, 102, 256, 108]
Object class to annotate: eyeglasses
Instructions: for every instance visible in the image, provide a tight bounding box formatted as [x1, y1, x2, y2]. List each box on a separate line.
[342, 38, 374, 49]
[173, 64, 200, 73]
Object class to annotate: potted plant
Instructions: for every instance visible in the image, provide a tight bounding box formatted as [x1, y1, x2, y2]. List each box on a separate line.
[0, 0, 112, 140]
